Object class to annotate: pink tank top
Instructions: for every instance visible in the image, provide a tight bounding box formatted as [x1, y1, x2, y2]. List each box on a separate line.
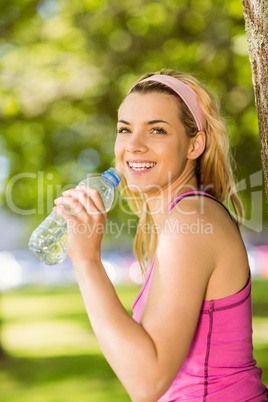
[132, 191, 268, 401]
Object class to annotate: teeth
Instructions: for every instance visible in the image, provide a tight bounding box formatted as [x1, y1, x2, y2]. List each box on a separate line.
[128, 162, 156, 170]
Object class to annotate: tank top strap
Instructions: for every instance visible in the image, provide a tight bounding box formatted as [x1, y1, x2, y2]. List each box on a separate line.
[132, 190, 241, 321]
[168, 190, 240, 231]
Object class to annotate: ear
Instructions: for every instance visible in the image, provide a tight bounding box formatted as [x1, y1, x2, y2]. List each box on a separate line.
[187, 131, 206, 160]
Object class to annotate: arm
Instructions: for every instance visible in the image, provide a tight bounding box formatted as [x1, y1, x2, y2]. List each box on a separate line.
[54, 189, 215, 401]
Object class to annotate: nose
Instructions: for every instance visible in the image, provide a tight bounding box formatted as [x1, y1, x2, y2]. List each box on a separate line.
[125, 133, 148, 153]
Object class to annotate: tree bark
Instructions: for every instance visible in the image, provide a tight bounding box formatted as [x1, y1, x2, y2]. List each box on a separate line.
[242, 0, 268, 213]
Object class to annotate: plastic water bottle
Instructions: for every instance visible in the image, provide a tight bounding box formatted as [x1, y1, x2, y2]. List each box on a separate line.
[28, 168, 122, 266]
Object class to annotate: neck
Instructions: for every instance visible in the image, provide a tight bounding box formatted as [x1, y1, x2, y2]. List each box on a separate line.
[144, 166, 199, 228]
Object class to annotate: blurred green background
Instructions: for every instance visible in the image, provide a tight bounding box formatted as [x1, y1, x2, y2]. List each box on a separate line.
[1, 0, 267, 233]
[0, 0, 267, 400]
[0, 281, 267, 401]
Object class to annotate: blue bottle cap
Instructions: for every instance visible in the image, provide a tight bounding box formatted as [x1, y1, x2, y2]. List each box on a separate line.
[102, 168, 122, 188]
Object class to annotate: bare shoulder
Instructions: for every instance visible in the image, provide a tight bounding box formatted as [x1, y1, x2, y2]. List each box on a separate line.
[137, 195, 249, 393]
[159, 195, 249, 299]
[138, 195, 250, 391]
[163, 194, 244, 246]
[157, 196, 219, 280]
[140, 197, 220, 388]
[163, 195, 219, 238]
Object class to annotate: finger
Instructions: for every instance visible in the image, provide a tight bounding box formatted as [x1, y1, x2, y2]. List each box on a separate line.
[52, 206, 86, 237]
[66, 186, 106, 216]
[70, 189, 101, 216]
[75, 185, 106, 213]
[54, 196, 88, 219]
[61, 188, 83, 199]
[52, 205, 73, 219]
[60, 188, 100, 213]
[61, 186, 106, 213]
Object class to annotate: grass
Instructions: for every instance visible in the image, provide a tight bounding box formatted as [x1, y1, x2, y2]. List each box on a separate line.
[0, 284, 138, 401]
[0, 280, 267, 401]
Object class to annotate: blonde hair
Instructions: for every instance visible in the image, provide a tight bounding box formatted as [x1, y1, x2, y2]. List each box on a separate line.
[116, 69, 244, 275]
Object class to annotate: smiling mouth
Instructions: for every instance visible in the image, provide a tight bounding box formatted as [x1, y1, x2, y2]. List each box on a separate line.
[127, 161, 157, 171]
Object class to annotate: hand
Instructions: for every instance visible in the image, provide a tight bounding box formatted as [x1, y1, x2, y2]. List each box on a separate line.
[53, 185, 107, 264]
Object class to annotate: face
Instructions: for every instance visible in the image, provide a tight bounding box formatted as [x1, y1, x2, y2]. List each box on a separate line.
[114, 92, 193, 195]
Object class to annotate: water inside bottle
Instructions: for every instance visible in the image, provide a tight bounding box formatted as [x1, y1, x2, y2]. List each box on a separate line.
[29, 212, 68, 265]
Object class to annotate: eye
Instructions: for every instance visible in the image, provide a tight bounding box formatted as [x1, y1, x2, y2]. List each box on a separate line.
[152, 127, 167, 135]
[117, 127, 131, 134]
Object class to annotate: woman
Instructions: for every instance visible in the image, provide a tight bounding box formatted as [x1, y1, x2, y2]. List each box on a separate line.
[54, 70, 268, 401]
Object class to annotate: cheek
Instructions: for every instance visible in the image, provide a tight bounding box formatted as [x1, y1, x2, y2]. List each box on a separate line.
[114, 139, 121, 158]
[114, 139, 125, 167]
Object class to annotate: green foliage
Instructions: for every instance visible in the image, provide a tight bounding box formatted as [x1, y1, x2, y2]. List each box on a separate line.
[0, 0, 266, 236]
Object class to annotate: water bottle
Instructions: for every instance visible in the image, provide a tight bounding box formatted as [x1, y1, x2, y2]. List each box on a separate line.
[28, 168, 122, 266]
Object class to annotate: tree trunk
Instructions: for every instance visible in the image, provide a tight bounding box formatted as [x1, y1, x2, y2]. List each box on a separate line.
[242, 0, 268, 213]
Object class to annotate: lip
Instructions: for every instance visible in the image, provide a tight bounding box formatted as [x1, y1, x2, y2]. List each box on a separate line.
[126, 160, 157, 176]
[127, 159, 157, 163]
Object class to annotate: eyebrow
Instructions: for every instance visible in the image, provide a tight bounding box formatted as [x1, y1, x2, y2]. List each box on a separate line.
[118, 119, 171, 126]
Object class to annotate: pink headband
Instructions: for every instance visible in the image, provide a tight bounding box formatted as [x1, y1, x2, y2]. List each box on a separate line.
[130, 74, 206, 131]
